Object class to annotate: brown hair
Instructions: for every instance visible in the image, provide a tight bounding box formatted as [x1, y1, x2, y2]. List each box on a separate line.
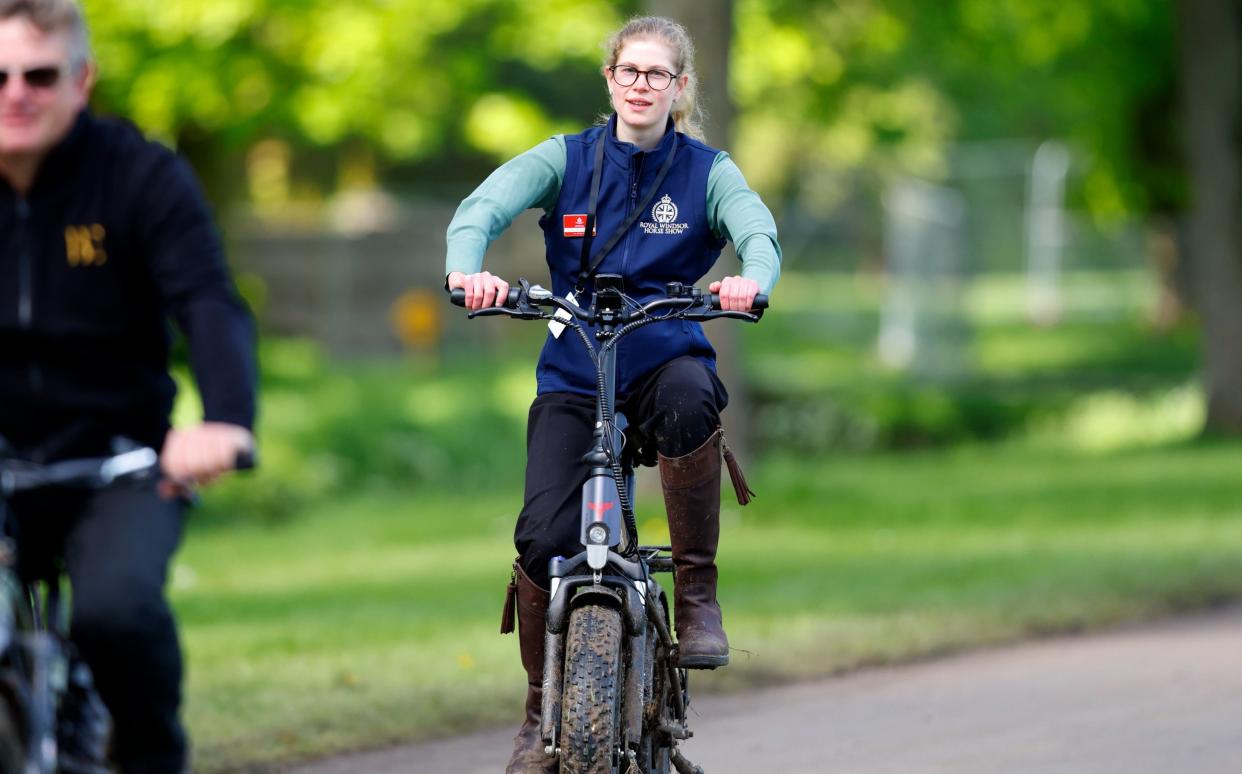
[603, 16, 705, 142]
[0, 0, 91, 69]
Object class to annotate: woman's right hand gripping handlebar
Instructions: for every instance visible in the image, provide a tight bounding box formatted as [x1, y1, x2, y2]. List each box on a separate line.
[446, 271, 511, 311]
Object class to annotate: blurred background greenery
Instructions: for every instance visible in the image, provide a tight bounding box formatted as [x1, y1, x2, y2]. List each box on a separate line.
[75, 0, 1242, 769]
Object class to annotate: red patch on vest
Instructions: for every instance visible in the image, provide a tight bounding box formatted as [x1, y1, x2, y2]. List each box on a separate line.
[563, 214, 595, 238]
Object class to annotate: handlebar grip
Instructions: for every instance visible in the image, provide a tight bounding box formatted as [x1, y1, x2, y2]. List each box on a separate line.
[234, 449, 257, 471]
[709, 293, 769, 311]
[448, 287, 522, 308]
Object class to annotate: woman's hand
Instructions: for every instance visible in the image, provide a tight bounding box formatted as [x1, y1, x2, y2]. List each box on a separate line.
[709, 276, 760, 312]
[447, 271, 511, 311]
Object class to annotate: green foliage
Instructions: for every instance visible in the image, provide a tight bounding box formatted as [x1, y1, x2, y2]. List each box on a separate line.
[732, 0, 1180, 220]
[82, 0, 636, 199]
[745, 270, 1199, 454]
[184, 338, 532, 527]
[79, 0, 1183, 221]
[85, 0, 610, 150]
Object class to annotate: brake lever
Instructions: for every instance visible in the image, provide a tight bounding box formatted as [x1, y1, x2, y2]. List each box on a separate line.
[468, 302, 546, 321]
[467, 306, 521, 319]
[685, 309, 763, 323]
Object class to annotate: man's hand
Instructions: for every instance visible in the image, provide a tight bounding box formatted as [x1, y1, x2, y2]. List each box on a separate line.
[709, 276, 761, 312]
[447, 271, 510, 311]
[160, 422, 254, 491]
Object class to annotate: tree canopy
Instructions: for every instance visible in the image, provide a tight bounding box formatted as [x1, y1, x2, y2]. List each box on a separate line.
[81, 0, 1180, 219]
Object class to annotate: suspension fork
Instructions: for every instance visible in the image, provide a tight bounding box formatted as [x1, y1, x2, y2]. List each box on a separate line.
[540, 628, 563, 753]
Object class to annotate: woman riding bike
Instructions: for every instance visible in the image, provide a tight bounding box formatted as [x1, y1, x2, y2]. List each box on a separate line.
[444, 16, 780, 773]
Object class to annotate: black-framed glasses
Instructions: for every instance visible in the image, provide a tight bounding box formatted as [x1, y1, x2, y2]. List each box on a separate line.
[608, 65, 679, 91]
[0, 65, 65, 91]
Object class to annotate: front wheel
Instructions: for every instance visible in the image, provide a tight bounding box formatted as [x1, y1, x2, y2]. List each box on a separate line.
[558, 603, 625, 774]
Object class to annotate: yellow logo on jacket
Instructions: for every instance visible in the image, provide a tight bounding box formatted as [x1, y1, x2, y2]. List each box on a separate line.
[65, 224, 107, 267]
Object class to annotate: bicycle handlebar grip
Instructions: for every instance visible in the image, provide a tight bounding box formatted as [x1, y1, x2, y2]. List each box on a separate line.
[709, 293, 769, 311]
[448, 287, 522, 308]
[234, 449, 257, 471]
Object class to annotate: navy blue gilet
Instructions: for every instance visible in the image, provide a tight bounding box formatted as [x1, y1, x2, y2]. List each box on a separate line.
[536, 116, 727, 398]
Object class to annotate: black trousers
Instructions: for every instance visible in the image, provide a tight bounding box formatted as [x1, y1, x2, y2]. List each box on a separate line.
[10, 480, 187, 774]
[516, 356, 728, 587]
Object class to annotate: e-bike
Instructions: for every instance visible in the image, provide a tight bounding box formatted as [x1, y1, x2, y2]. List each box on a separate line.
[452, 275, 765, 774]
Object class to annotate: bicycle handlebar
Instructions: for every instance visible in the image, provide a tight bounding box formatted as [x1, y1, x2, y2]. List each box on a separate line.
[448, 287, 523, 309]
[1, 446, 256, 496]
[1, 447, 159, 495]
[448, 283, 768, 319]
[234, 449, 257, 471]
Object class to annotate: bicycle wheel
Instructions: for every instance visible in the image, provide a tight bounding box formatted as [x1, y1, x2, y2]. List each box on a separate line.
[558, 603, 625, 774]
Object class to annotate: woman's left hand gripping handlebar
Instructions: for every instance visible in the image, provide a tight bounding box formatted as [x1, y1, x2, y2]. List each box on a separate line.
[447, 271, 512, 311]
[709, 275, 761, 312]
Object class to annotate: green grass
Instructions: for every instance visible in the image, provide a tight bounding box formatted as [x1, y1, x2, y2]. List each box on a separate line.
[175, 441, 1242, 771]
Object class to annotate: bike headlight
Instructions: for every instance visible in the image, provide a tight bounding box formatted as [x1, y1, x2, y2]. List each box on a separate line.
[587, 524, 609, 545]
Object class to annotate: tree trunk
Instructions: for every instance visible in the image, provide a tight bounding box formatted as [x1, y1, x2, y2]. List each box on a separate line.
[649, 0, 756, 460]
[1177, 1, 1242, 433]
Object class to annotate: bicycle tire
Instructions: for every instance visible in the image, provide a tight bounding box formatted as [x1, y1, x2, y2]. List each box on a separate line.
[558, 603, 625, 774]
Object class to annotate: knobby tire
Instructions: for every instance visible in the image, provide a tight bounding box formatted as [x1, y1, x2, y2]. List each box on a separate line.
[558, 603, 625, 774]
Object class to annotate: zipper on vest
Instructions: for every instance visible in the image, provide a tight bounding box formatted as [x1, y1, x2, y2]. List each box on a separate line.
[622, 153, 644, 277]
[16, 197, 32, 328]
[15, 197, 44, 397]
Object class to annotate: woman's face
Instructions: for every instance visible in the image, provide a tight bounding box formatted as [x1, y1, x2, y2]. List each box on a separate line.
[606, 38, 685, 139]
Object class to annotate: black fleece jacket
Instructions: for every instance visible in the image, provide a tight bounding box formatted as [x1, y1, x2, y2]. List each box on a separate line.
[0, 110, 256, 462]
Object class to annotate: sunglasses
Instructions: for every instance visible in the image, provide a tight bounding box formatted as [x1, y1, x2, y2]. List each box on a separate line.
[0, 65, 65, 91]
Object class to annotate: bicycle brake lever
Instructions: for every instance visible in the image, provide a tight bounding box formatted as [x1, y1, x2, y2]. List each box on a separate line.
[688, 309, 762, 323]
[467, 307, 517, 319]
[468, 303, 546, 320]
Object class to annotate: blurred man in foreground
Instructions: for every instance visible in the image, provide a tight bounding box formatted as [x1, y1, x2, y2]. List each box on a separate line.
[0, 1, 256, 770]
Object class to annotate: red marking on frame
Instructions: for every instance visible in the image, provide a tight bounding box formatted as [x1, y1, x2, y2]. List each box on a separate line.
[586, 501, 614, 520]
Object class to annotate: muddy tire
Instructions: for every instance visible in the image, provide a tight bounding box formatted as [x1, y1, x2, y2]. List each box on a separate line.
[558, 603, 624, 774]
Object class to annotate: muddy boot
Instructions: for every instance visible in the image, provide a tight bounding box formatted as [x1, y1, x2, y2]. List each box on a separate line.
[501, 561, 557, 774]
[660, 429, 745, 669]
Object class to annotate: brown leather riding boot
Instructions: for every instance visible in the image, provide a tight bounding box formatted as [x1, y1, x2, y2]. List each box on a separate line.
[660, 429, 742, 669]
[501, 561, 557, 774]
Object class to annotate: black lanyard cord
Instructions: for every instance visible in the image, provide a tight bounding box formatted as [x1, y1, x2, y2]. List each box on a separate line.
[576, 131, 680, 293]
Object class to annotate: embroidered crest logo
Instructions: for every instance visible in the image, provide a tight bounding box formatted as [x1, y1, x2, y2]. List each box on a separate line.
[652, 195, 679, 224]
[641, 194, 689, 236]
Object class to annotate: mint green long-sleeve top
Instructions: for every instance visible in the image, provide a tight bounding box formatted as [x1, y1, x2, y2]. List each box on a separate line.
[445, 135, 781, 294]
